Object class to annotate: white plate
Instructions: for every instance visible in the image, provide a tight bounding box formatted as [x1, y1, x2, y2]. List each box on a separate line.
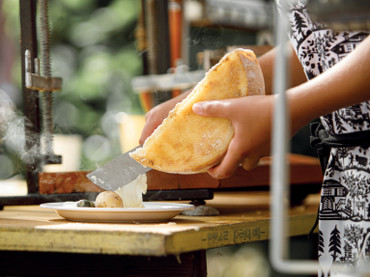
[40, 202, 194, 223]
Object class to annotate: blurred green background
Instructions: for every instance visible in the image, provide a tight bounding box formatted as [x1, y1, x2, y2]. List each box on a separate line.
[1, 0, 144, 176]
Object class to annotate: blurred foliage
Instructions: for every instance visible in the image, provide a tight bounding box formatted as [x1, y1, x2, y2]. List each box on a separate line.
[50, 0, 143, 134]
[2, 0, 144, 172]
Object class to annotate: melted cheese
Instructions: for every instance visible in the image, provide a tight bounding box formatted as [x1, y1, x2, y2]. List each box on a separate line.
[114, 174, 148, 208]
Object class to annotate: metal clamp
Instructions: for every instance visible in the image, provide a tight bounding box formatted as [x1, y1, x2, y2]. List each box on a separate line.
[25, 49, 62, 92]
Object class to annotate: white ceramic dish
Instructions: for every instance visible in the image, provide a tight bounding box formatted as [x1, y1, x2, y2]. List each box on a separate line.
[40, 202, 194, 223]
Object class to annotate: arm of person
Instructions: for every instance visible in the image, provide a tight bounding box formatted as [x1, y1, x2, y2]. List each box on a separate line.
[289, 35, 370, 134]
[139, 44, 306, 144]
[258, 43, 307, 95]
[193, 36, 370, 179]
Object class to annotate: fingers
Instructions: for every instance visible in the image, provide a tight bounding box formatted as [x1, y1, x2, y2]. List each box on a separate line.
[139, 95, 187, 145]
[139, 111, 162, 145]
[207, 140, 243, 179]
[139, 123, 155, 145]
[207, 130, 261, 179]
[240, 156, 260, 171]
[192, 100, 232, 118]
[208, 153, 260, 179]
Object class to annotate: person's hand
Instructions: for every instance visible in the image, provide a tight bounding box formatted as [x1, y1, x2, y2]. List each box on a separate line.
[139, 92, 190, 145]
[192, 95, 275, 179]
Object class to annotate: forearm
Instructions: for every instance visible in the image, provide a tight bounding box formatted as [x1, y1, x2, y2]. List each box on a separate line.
[258, 43, 307, 95]
[288, 35, 370, 134]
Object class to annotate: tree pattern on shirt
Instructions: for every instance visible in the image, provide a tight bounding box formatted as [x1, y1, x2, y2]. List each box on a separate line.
[319, 230, 325, 258]
[329, 225, 342, 260]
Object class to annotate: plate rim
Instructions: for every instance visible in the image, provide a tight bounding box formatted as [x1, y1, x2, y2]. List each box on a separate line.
[40, 201, 194, 223]
[40, 201, 194, 213]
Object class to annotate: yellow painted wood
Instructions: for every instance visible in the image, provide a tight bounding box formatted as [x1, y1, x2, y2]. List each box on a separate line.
[0, 191, 320, 256]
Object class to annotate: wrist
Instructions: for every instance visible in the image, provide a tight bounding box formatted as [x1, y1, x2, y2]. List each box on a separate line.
[286, 87, 318, 136]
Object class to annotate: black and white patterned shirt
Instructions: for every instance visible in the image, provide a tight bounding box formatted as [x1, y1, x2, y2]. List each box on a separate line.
[281, 1, 370, 275]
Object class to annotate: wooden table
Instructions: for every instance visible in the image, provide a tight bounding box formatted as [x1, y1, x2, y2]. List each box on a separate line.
[0, 189, 320, 276]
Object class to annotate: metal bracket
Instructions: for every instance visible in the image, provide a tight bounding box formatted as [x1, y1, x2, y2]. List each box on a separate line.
[25, 49, 62, 92]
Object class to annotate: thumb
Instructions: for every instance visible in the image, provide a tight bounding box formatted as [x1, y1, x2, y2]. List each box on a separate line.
[192, 100, 231, 118]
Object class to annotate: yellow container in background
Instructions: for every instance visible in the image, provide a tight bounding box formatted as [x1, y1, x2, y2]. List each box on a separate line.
[117, 113, 146, 153]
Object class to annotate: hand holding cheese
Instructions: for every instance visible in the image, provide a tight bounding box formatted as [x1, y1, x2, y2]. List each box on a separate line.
[131, 49, 265, 174]
[193, 95, 275, 178]
[196, 37, 370, 179]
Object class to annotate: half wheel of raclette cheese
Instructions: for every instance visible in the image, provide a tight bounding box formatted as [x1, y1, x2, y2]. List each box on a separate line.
[130, 49, 265, 174]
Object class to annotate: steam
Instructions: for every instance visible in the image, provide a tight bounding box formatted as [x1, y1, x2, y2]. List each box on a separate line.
[0, 89, 40, 170]
[82, 134, 111, 162]
[0, 89, 21, 149]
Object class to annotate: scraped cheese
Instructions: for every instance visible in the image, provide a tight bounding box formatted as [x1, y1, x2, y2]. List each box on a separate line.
[114, 174, 148, 208]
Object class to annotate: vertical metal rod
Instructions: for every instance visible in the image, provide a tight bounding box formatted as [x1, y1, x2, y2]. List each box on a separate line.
[181, 0, 190, 70]
[270, 0, 290, 269]
[144, 0, 172, 105]
[38, 0, 54, 158]
[19, 0, 41, 193]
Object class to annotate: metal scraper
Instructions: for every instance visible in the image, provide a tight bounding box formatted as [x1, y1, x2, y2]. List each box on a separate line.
[86, 146, 151, 191]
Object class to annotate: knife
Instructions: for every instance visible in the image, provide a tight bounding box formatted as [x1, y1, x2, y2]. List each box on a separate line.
[86, 146, 151, 191]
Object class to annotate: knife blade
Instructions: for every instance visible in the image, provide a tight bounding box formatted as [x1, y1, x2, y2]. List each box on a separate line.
[86, 146, 151, 191]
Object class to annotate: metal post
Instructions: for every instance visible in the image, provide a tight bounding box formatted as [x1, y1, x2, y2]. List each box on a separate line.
[144, 0, 172, 105]
[19, 0, 41, 193]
